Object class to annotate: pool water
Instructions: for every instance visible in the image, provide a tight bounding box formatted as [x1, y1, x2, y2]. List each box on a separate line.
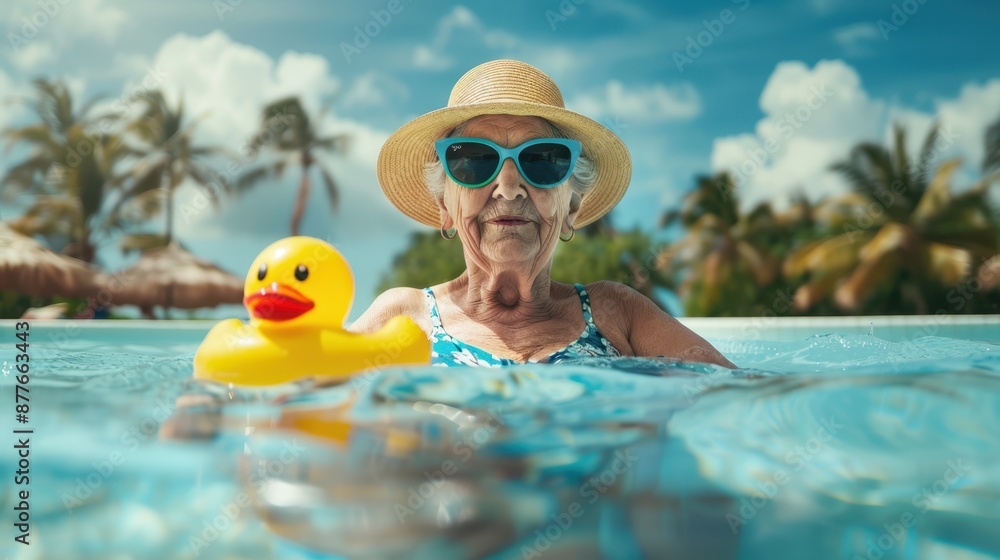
[1, 321, 999, 559]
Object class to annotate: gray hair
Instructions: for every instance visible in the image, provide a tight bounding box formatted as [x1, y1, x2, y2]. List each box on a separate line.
[423, 120, 597, 201]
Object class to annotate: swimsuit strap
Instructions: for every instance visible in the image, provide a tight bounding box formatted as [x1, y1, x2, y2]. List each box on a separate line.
[573, 283, 598, 328]
[422, 288, 447, 336]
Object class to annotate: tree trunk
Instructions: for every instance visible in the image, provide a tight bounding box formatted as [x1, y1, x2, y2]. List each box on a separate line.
[291, 151, 313, 236]
[80, 217, 95, 263]
[165, 169, 174, 244]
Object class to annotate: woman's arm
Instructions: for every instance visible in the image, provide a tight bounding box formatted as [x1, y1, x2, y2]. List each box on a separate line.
[596, 281, 736, 368]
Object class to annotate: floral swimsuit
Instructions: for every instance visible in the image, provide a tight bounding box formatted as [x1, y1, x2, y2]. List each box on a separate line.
[422, 284, 622, 366]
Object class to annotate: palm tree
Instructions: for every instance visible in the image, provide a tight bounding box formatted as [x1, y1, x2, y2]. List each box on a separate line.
[1, 79, 126, 263]
[237, 96, 349, 236]
[0, 80, 167, 262]
[785, 123, 999, 314]
[975, 114, 1000, 310]
[984, 114, 1000, 175]
[112, 90, 229, 245]
[654, 172, 791, 316]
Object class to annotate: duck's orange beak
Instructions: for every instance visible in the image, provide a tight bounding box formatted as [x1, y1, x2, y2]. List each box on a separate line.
[244, 283, 315, 321]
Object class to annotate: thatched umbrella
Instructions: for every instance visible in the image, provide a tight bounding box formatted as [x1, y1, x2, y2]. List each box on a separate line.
[0, 222, 102, 298]
[979, 255, 1000, 292]
[97, 241, 244, 315]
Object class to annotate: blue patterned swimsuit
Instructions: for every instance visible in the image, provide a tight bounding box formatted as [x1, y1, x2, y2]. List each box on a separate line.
[423, 283, 622, 366]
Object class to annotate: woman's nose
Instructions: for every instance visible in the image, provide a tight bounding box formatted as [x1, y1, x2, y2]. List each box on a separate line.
[491, 158, 528, 200]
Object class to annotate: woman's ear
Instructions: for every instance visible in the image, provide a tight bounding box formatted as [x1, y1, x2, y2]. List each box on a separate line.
[436, 196, 454, 230]
[563, 192, 582, 234]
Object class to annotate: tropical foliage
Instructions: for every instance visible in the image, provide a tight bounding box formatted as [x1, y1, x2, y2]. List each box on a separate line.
[2, 73, 998, 318]
[556, 223, 671, 308]
[1, 79, 131, 262]
[111, 90, 230, 246]
[376, 231, 466, 294]
[237, 97, 349, 235]
[784, 123, 999, 314]
[653, 173, 817, 316]
[377, 118, 1000, 317]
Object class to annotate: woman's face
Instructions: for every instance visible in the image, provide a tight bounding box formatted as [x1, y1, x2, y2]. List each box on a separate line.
[438, 114, 580, 269]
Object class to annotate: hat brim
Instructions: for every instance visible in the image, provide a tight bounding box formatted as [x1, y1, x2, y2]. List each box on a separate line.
[376, 102, 631, 228]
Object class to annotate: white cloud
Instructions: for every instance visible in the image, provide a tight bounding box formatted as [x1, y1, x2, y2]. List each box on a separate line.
[111, 52, 153, 78]
[434, 5, 478, 42]
[569, 80, 701, 124]
[2, 0, 126, 71]
[528, 47, 583, 84]
[711, 59, 1000, 211]
[413, 45, 450, 71]
[935, 79, 1000, 170]
[711, 60, 886, 208]
[116, 31, 419, 315]
[412, 5, 519, 70]
[0, 69, 25, 131]
[833, 22, 881, 56]
[809, 0, 839, 14]
[483, 29, 519, 50]
[341, 72, 409, 109]
[145, 31, 340, 147]
[9, 41, 55, 70]
[73, 0, 127, 43]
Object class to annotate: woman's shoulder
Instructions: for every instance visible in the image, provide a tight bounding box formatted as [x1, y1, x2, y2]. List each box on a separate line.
[581, 280, 643, 306]
[349, 287, 430, 335]
[576, 281, 642, 350]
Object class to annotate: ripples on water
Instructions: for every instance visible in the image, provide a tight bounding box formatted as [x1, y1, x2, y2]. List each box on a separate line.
[0, 333, 998, 559]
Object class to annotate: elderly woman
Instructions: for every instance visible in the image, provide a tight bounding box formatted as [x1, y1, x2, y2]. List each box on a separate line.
[353, 60, 734, 368]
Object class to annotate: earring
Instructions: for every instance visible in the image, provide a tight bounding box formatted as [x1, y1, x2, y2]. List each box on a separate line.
[559, 226, 575, 242]
[440, 227, 457, 240]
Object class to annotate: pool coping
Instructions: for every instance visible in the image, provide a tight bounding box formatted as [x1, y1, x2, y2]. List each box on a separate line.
[678, 315, 1000, 343]
[2, 315, 997, 329]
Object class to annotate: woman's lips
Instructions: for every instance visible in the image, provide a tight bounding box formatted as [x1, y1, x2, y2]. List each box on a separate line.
[488, 215, 531, 226]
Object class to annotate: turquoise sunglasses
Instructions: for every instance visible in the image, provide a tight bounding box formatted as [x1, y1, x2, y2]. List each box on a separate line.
[434, 137, 582, 189]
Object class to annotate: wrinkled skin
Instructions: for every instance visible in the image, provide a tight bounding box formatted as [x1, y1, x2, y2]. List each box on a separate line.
[353, 114, 736, 368]
[436, 115, 581, 319]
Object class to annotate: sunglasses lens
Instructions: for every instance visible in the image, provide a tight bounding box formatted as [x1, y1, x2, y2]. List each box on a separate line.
[443, 142, 500, 186]
[518, 143, 573, 186]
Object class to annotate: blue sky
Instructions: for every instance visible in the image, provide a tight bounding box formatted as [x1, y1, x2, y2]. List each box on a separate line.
[1, 0, 998, 319]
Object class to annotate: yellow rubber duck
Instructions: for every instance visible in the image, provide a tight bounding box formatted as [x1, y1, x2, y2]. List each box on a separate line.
[193, 237, 430, 386]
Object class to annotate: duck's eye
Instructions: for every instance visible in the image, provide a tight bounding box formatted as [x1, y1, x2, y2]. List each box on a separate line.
[257, 263, 267, 281]
[295, 265, 309, 281]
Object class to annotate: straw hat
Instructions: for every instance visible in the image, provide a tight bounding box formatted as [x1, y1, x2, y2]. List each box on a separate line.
[376, 59, 631, 228]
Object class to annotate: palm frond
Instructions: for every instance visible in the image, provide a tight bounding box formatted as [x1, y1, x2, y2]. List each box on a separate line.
[0, 154, 53, 197]
[2, 123, 60, 153]
[234, 164, 277, 193]
[313, 133, 350, 153]
[910, 158, 961, 227]
[913, 122, 940, 195]
[317, 163, 340, 211]
[830, 160, 881, 199]
[891, 124, 909, 192]
[104, 159, 167, 224]
[186, 161, 228, 207]
[984, 115, 1000, 174]
[659, 209, 680, 228]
